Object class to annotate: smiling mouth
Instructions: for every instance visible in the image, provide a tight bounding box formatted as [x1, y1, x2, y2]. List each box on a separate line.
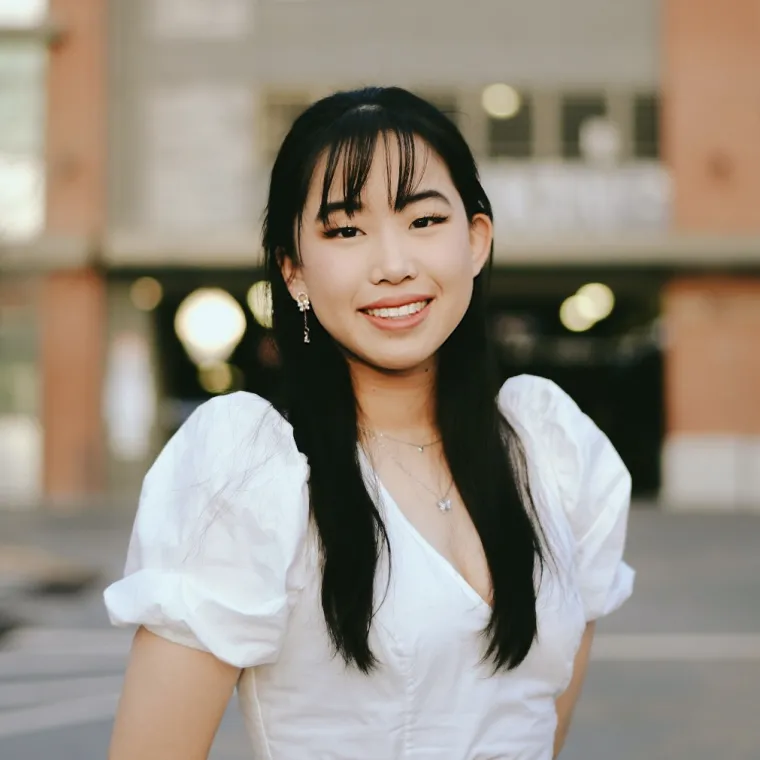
[361, 300, 431, 319]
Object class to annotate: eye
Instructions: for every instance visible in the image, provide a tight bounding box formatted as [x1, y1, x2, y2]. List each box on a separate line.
[410, 214, 449, 230]
[323, 226, 363, 239]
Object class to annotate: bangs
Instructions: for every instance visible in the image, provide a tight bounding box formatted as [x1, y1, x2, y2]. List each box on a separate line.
[307, 106, 430, 226]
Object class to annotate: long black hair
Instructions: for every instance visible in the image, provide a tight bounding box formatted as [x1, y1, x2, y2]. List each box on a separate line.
[263, 86, 550, 673]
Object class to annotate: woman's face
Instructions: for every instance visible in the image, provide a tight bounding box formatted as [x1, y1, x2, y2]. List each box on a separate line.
[284, 137, 492, 373]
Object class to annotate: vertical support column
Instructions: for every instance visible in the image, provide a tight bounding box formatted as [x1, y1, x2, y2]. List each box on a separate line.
[605, 90, 634, 159]
[664, 0, 760, 232]
[662, 279, 760, 510]
[531, 90, 561, 159]
[41, 271, 106, 501]
[42, 0, 107, 505]
[662, 0, 760, 510]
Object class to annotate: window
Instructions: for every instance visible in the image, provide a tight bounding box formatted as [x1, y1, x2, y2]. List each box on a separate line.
[487, 94, 532, 158]
[561, 94, 606, 159]
[0, 4, 50, 506]
[634, 94, 660, 159]
[0, 0, 47, 26]
[0, 2, 50, 241]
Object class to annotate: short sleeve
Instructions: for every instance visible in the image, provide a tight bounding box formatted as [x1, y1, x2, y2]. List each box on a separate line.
[499, 375, 635, 621]
[103, 392, 310, 668]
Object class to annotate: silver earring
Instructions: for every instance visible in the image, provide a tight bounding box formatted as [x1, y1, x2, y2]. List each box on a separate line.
[296, 292, 311, 344]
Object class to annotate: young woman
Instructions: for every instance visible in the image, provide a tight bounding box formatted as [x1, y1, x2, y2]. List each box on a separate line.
[104, 87, 634, 760]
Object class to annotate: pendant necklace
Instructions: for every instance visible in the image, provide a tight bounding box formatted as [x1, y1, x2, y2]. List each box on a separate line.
[364, 429, 454, 513]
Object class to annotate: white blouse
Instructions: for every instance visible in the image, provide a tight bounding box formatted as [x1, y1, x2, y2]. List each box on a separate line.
[104, 374, 634, 760]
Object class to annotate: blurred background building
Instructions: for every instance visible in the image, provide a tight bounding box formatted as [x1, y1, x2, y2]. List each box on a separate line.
[1, 0, 758, 512]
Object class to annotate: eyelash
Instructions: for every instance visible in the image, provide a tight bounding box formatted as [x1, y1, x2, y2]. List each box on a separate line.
[323, 214, 450, 239]
[411, 214, 449, 229]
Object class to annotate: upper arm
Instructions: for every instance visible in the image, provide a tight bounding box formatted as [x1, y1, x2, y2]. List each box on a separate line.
[109, 627, 240, 760]
[553, 621, 596, 758]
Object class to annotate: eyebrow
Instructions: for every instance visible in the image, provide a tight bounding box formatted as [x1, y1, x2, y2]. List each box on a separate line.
[316, 189, 452, 222]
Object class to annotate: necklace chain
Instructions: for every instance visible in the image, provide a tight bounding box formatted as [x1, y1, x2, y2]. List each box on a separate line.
[365, 430, 454, 514]
[360, 426, 441, 453]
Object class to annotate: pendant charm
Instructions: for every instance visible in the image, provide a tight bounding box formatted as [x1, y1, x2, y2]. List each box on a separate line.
[437, 498, 452, 513]
[417, 446, 424, 453]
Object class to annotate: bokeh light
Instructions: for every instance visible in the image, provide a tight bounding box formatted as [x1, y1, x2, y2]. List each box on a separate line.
[130, 277, 163, 311]
[481, 84, 522, 120]
[174, 288, 246, 366]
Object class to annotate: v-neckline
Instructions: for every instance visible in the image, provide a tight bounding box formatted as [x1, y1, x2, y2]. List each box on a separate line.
[359, 449, 493, 613]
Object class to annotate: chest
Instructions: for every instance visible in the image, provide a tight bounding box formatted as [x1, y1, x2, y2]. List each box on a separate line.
[285, 490, 586, 702]
[368, 455, 492, 607]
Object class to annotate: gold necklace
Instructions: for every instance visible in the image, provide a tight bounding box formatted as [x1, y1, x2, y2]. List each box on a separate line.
[361, 427, 442, 453]
[367, 432, 454, 513]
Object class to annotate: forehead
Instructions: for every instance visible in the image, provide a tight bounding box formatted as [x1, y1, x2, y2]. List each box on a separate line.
[305, 133, 454, 209]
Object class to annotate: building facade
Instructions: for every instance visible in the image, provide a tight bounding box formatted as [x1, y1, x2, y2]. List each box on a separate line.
[1, 0, 758, 510]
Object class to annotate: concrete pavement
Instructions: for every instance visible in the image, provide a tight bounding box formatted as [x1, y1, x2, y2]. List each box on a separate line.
[0, 507, 758, 759]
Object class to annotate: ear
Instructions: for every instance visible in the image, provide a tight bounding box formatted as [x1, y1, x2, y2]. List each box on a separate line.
[469, 213, 493, 277]
[279, 251, 307, 301]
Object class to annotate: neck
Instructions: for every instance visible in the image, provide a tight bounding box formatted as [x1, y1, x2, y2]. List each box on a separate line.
[350, 356, 438, 438]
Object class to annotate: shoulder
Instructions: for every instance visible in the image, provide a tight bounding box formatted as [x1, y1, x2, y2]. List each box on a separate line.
[145, 391, 308, 494]
[497, 376, 634, 620]
[122, 390, 310, 589]
[497, 373, 577, 424]
[497, 374, 591, 462]
[135, 391, 310, 556]
[105, 395, 310, 667]
[497, 373, 631, 526]
[170, 391, 302, 464]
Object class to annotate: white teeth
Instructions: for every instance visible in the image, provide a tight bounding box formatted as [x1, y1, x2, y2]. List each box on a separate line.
[365, 300, 429, 319]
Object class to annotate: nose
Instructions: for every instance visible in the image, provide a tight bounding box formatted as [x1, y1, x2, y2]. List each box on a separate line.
[370, 227, 418, 285]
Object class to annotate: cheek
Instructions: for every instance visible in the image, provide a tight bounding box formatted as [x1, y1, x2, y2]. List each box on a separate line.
[446, 272, 475, 325]
[431, 230, 476, 291]
[301, 248, 361, 320]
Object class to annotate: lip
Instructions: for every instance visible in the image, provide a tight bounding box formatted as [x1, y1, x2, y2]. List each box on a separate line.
[359, 294, 434, 311]
[360, 299, 433, 332]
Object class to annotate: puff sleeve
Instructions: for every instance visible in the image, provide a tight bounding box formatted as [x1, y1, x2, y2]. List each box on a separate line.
[103, 392, 310, 668]
[499, 375, 635, 622]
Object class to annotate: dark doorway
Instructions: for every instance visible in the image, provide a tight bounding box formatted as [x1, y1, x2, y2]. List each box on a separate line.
[487, 269, 665, 498]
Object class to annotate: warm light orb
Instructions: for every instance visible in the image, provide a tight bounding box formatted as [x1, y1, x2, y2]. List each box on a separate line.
[577, 282, 615, 321]
[560, 283, 616, 332]
[174, 288, 247, 366]
[130, 277, 163, 311]
[481, 84, 522, 120]
[559, 296, 596, 333]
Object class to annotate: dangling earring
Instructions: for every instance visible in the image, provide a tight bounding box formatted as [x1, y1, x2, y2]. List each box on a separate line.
[296, 292, 311, 344]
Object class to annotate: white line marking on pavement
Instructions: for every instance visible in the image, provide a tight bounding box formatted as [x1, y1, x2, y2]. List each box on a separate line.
[593, 634, 760, 661]
[0, 653, 126, 679]
[0, 693, 120, 738]
[0, 674, 124, 709]
[1, 626, 134, 657]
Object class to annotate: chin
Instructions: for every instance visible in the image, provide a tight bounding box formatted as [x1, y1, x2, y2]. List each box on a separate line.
[356, 346, 438, 374]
